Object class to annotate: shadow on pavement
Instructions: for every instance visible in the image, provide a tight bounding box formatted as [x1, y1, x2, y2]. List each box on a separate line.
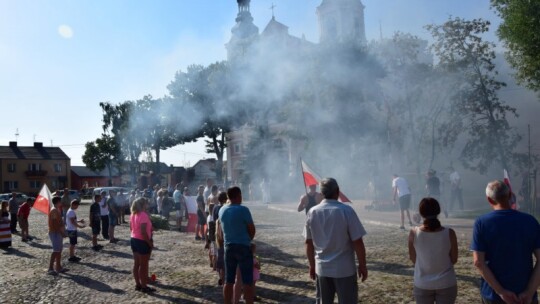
[260, 273, 312, 291]
[79, 261, 131, 274]
[99, 249, 132, 259]
[257, 242, 305, 270]
[257, 285, 313, 303]
[1, 247, 36, 259]
[153, 281, 217, 302]
[64, 273, 126, 294]
[29, 241, 51, 250]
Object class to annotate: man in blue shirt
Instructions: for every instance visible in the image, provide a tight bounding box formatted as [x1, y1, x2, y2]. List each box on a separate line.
[218, 186, 256, 304]
[471, 180, 540, 304]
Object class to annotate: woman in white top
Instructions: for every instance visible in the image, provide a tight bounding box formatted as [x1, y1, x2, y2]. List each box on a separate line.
[408, 197, 458, 304]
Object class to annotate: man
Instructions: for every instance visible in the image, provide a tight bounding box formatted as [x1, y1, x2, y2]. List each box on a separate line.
[392, 174, 413, 229]
[204, 178, 213, 203]
[471, 180, 540, 304]
[107, 189, 119, 243]
[89, 194, 103, 251]
[449, 167, 464, 211]
[66, 200, 85, 262]
[48, 196, 67, 275]
[196, 185, 206, 241]
[61, 188, 71, 222]
[217, 186, 256, 304]
[99, 190, 110, 240]
[8, 192, 19, 233]
[298, 184, 324, 214]
[305, 178, 367, 304]
[173, 184, 186, 231]
[17, 197, 34, 242]
[426, 169, 447, 218]
[207, 185, 219, 210]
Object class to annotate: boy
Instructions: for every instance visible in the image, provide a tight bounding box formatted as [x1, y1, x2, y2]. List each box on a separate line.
[89, 194, 103, 251]
[206, 203, 216, 268]
[48, 196, 67, 275]
[66, 200, 85, 262]
[18, 197, 34, 242]
[196, 185, 206, 241]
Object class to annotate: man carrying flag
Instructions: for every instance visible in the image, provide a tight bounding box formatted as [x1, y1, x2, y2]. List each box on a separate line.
[48, 196, 68, 275]
[33, 184, 53, 215]
[300, 160, 352, 204]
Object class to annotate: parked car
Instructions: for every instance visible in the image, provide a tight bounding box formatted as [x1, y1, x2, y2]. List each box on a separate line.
[0, 192, 29, 205]
[51, 189, 81, 202]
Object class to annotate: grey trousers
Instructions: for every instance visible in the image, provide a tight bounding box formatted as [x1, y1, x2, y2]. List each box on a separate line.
[318, 274, 358, 304]
[413, 285, 457, 304]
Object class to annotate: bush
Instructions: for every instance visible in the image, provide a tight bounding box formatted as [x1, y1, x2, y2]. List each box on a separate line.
[150, 214, 170, 230]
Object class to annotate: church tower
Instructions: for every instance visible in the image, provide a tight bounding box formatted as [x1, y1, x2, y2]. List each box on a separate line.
[226, 0, 259, 63]
[316, 0, 367, 46]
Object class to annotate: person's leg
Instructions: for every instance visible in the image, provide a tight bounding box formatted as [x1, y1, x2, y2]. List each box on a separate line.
[10, 213, 17, 232]
[224, 245, 239, 304]
[101, 216, 109, 239]
[318, 276, 336, 304]
[400, 210, 405, 227]
[406, 209, 412, 225]
[49, 252, 56, 271]
[334, 275, 357, 304]
[69, 244, 75, 257]
[434, 285, 457, 304]
[139, 254, 150, 287]
[55, 251, 63, 271]
[458, 189, 464, 210]
[133, 252, 141, 287]
[237, 244, 254, 304]
[315, 274, 321, 304]
[413, 286, 436, 304]
[233, 267, 243, 304]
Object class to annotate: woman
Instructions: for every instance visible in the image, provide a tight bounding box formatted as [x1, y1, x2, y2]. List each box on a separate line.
[130, 197, 155, 293]
[408, 198, 458, 304]
[0, 201, 12, 249]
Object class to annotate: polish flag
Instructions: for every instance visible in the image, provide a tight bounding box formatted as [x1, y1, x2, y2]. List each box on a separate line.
[301, 160, 352, 203]
[503, 169, 517, 210]
[33, 184, 53, 215]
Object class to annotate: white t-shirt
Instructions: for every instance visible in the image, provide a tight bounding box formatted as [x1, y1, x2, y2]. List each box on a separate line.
[392, 177, 411, 197]
[66, 208, 77, 231]
[99, 198, 109, 216]
[207, 214, 214, 223]
[450, 171, 460, 185]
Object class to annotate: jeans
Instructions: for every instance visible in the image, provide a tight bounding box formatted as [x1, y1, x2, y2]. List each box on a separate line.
[224, 243, 253, 285]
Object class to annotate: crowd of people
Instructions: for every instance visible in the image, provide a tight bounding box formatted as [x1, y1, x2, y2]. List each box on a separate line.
[1, 172, 540, 303]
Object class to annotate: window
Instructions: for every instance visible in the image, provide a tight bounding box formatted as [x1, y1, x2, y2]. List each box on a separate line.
[234, 144, 241, 154]
[30, 181, 41, 189]
[3, 181, 18, 191]
[51, 180, 59, 189]
[54, 163, 62, 172]
[28, 163, 41, 171]
[7, 163, 16, 172]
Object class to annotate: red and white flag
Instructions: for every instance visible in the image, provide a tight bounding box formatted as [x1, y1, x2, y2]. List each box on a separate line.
[503, 169, 517, 210]
[301, 160, 352, 203]
[33, 184, 53, 215]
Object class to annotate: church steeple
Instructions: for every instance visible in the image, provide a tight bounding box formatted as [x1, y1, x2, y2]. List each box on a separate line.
[226, 0, 259, 63]
[317, 0, 367, 46]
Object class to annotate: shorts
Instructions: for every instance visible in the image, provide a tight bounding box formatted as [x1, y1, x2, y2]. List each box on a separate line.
[197, 210, 206, 225]
[130, 238, 152, 255]
[109, 213, 118, 227]
[399, 194, 411, 210]
[49, 232, 63, 253]
[18, 218, 29, 230]
[91, 221, 101, 235]
[67, 230, 78, 245]
[225, 243, 253, 285]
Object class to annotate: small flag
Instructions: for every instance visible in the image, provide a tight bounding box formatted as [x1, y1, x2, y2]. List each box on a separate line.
[301, 160, 352, 203]
[33, 184, 53, 215]
[503, 169, 517, 210]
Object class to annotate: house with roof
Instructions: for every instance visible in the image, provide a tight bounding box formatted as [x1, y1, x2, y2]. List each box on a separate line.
[0, 142, 71, 195]
[70, 166, 122, 190]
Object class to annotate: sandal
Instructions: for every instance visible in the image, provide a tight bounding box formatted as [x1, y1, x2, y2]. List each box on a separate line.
[141, 286, 156, 293]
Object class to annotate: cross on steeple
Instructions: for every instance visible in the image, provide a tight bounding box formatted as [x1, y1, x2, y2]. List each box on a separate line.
[270, 3, 277, 18]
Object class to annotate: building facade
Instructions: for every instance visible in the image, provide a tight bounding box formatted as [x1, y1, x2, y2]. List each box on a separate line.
[0, 142, 71, 195]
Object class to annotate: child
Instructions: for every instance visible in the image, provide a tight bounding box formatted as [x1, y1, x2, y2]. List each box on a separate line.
[234, 242, 261, 303]
[89, 194, 103, 251]
[0, 201, 12, 249]
[206, 203, 216, 269]
[17, 197, 34, 242]
[66, 200, 86, 262]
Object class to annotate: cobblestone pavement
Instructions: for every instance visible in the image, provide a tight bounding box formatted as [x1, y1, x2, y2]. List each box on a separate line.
[0, 200, 482, 303]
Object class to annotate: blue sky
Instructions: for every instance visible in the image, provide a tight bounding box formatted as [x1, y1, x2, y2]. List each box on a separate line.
[0, 0, 500, 167]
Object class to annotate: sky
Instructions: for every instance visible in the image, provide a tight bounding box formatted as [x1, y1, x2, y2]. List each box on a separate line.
[0, 0, 501, 167]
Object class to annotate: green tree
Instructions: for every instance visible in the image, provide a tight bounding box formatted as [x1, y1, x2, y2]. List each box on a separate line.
[167, 62, 233, 183]
[491, 0, 540, 91]
[426, 18, 523, 173]
[82, 134, 120, 186]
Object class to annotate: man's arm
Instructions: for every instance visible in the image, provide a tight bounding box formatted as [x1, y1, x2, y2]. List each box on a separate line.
[305, 239, 316, 280]
[353, 238, 368, 282]
[247, 223, 255, 240]
[297, 195, 306, 212]
[473, 251, 519, 303]
[392, 187, 398, 202]
[408, 230, 416, 264]
[519, 248, 540, 304]
[216, 220, 224, 248]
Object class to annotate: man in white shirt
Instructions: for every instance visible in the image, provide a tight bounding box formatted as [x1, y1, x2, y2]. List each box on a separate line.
[99, 191, 109, 240]
[305, 178, 368, 303]
[392, 174, 413, 229]
[449, 167, 464, 211]
[66, 200, 85, 262]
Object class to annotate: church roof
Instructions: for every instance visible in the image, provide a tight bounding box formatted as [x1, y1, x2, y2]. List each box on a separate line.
[262, 17, 289, 37]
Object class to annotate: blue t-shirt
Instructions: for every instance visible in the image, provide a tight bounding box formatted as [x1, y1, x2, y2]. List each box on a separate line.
[471, 209, 540, 301]
[218, 204, 253, 247]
